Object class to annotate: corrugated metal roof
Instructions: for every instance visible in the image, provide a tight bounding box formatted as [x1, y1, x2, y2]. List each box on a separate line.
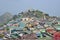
[0, 27, 4, 30]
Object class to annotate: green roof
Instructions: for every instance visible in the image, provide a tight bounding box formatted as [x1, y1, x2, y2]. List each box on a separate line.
[46, 22, 52, 25]
[40, 29, 45, 32]
[54, 25, 60, 30]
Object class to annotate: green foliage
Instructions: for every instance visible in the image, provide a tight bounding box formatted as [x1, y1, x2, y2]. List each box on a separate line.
[13, 15, 18, 20]
[0, 34, 4, 38]
[0, 24, 3, 26]
[6, 27, 9, 31]
[44, 14, 49, 16]
[18, 10, 44, 18]
[33, 10, 43, 18]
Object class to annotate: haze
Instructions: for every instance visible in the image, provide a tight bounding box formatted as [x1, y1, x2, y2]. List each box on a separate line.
[0, 0, 60, 16]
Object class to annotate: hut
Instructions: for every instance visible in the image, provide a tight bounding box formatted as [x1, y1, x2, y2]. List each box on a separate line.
[21, 33, 37, 39]
[0, 27, 5, 34]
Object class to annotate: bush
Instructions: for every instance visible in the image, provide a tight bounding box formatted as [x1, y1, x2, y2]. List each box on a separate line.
[0, 34, 4, 38]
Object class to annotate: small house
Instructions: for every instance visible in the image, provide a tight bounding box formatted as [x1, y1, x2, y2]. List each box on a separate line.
[21, 33, 37, 39]
[0, 27, 5, 34]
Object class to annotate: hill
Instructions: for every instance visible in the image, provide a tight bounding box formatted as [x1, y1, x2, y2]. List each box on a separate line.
[0, 12, 13, 26]
[0, 9, 49, 26]
[18, 10, 48, 18]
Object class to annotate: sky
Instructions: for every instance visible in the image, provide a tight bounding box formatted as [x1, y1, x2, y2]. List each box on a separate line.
[0, 0, 60, 16]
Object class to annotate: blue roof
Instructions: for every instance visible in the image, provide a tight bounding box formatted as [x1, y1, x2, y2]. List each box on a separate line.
[19, 21, 26, 29]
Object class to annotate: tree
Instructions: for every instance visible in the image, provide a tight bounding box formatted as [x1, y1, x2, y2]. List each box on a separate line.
[28, 10, 31, 12]
[44, 14, 49, 16]
[44, 14, 49, 19]
[13, 15, 18, 20]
